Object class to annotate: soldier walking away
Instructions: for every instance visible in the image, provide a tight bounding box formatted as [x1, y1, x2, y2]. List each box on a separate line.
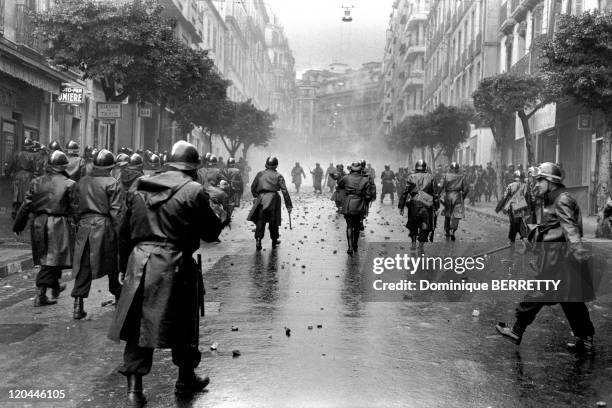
[13, 151, 76, 306]
[113, 153, 130, 181]
[65, 140, 85, 182]
[399, 160, 437, 252]
[311, 163, 324, 194]
[8, 138, 37, 219]
[501, 170, 530, 245]
[248, 157, 293, 250]
[380, 164, 396, 205]
[496, 162, 596, 353]
[366, 163, 376, 181]
[331, 164, 346, 212]
[71, 149, 122, 319]
[325, 163, 336, 193]
[291, 162, 307, 193]
[484, 162, 497, 202]
[441, 162, 469, 241]
[108, 141, 224, 407]
[119, 154, 145, 198]
[197, 155, 224, 187]
[224, 158, 244, 207]
[339, 162, 374, 254]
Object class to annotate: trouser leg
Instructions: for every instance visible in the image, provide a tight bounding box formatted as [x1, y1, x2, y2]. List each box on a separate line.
[513, 301, 545, 333]
[119, 339, 154, 376]
[444, 216, 450, 233]
[269, 224, 279, 241]
[508, 213, 516, 242]
[450, 217, 460, 231]
[172, 345, 202, 370]
[560, 303, 595, 338]
[255, 219, 266, 239]
[36, 265, 61, 289]
[71, 241, 93, 298]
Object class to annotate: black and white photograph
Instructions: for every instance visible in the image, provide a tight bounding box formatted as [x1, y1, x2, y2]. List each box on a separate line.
[0, 0, 611, 406]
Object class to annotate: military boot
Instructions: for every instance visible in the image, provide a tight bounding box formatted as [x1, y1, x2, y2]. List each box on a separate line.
[567, 336, 594, 353]
[410, 238, 417, 250]
[272, 239, 281, 248]
[418, 241, 425, 254]
[449, 229, 456, 241]
[34, 288, 57, 307]
[495, 322, 522, 345]
[126, 374, 147, 407]
[255, 238, 262, 251]
[73, 297, 87, 320]
[175, 368, 210, 395]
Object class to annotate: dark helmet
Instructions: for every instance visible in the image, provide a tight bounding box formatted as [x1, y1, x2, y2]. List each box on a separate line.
[535, 162, 563, 184]
[209, 155, 218, 165]
[48, 150, 68, 166]
[227, 157, 236, 166]
[115, 153, 130, 166]
[89, 148, 99, 160]
[48, 140, 62, 152]
[23, 138, 34, 150]
[66, 140, 79, 151]
[415, 160, 427, 172]
[349, 162, 362, 172]
[204, 152, 212, 160]
[149, 154, 160, 165]
[513, 170, 523, 180]
[384, 164, 390, 170]
[93, 149, 115, 168]
[450, 162, 460, 172]
[83, 145, 93, 157]
[167, 140, 200, 170]
[129, 153, 144, 167]
[266, 156, 279, 169]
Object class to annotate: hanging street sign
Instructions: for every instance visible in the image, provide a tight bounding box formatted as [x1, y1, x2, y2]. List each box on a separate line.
[97, 103, 122, 119]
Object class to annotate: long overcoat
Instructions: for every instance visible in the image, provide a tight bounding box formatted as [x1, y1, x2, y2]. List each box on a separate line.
[72, 168, 122, 280]
[13, 168, 76, 267]
[10, 151, 37, 204]
[441, 173, 468, 219]
[108, 171, 223, 348]
[248, 168, 292, 227]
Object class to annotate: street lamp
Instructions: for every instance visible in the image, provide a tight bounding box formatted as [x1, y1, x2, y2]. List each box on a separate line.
[342, 5, 354, 22]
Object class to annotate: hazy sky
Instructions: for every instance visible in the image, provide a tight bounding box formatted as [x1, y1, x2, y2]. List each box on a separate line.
[265, 0, 394, 78]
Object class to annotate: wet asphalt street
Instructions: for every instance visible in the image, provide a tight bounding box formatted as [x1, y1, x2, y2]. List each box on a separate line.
[0, 190, 611, 408]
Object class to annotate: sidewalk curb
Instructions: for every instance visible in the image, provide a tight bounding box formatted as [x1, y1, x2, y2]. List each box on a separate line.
[0, 257, 34, 279]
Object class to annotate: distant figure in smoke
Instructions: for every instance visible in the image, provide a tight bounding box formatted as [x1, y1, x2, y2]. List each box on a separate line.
[291, 162, 307, 193]
[310, 163, 324, 194]
[325, 163, 336, 193]
[440, 162, 469, 241]
[380, 164, 396, 205]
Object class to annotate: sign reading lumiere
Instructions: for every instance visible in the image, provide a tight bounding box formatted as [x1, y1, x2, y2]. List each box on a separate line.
[56, 85, 84, 104]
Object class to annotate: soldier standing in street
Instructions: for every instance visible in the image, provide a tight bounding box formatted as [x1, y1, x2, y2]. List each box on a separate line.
[248, 157, 293, 250]
[291, 162, 307, 193]
[380, 164, 396, 205]
[109, 141, 224, 407]
[325, 163, 336, 193]
[71, 149, 122, 319]
[331, 164, 347, 212]
[13, 151, 76, 306]
[496, 162, 596, 353]
[65, 140, 85, 182]
[224, 157, 244, 207]
[398, 160, 436, 252]
[339, 162, 373, 254]
[501, 170, 530, 245]
[8, 138, 37, 219]
[197, 155, 223, 187]
[441, 162, 469, 241]
[310, 163, 324, 194]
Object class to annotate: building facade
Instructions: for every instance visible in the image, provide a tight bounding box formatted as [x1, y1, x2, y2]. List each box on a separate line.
[295, 62, 382, 161]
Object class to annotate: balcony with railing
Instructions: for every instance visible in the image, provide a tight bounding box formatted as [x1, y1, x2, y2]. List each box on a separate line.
[15, 4, 45, 54]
